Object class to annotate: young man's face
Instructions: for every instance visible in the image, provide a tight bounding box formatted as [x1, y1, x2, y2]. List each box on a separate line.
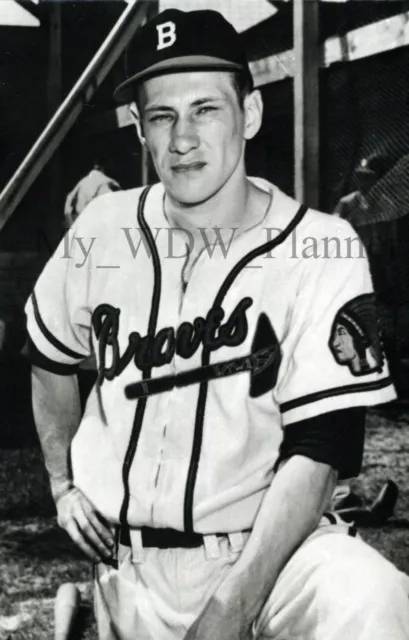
[136, 71, 257, 206]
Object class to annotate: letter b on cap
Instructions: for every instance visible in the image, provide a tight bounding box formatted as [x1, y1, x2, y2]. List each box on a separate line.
[156, 22, 176, 50]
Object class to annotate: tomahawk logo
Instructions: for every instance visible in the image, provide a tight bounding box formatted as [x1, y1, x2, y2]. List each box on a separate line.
[125, 312, 282, 400]
[156, 22, 177, 50]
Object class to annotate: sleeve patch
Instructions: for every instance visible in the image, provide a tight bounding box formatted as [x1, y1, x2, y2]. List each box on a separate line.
[328, 293, 384, 377]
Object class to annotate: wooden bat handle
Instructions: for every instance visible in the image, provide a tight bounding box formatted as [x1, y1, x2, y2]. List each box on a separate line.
[54, 583, 80, 640]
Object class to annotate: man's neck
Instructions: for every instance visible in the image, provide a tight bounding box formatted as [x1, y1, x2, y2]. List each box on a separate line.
[164, 173, 257, 237]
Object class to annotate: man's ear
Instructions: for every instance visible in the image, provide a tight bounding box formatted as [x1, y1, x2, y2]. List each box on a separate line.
[129, 101, 147, 147]
[243, 89, 263, 140]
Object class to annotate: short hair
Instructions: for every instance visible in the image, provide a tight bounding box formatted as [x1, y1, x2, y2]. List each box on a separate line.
[228, 70, 252, 110]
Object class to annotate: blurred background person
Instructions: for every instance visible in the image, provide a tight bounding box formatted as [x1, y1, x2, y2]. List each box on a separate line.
[64, 161, 121, 229]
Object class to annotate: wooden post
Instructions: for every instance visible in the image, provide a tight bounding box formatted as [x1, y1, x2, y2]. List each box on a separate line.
[46, 1, 62, 227]
[47, 1, 62, 130]
[140, 0, 159, 186]
[293, 0, 320, 208]
[0, 0, 149, 233]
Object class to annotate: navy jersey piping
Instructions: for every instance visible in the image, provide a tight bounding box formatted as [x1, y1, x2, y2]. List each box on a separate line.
[183, 203, 309, 532]
[32, 291, 86, 361]
[23, 336, 80, 375]
[119, 186, 161, 528]
[280, 377, 393, 414]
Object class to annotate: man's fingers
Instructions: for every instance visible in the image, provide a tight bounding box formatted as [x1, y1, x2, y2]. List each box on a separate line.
[74, 507, 114, 559]
[65, 519, 101, 562]
[56, 488, 115, 561]
[81, 500, 115, 548]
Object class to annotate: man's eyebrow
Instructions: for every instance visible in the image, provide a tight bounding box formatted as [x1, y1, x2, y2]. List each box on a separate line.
[144, 97, 224, 112]
[144, 105, 174, 113]
[191, 97, 223, 106]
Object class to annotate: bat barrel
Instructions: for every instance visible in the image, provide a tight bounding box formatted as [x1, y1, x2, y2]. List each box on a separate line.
[54, 583, 80, 640]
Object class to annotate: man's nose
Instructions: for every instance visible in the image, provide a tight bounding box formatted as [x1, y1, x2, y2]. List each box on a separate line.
[169, 117, 199, 154]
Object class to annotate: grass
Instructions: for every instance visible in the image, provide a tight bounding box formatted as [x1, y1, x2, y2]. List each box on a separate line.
[351, 406, 409, 574]
[0, 406, 408, 639]
[0, 449, 98, 639]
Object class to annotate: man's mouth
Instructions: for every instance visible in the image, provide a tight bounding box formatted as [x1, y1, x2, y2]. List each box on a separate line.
[171, 162, 206, 173]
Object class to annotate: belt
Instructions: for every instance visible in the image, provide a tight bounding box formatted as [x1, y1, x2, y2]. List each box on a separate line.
[118, 526, 254, 549]
[119, 526, 207, 549]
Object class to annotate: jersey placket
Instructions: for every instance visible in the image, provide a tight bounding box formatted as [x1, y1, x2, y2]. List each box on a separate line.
[150, 246, 216, 530]
[148, 226, 273, 530]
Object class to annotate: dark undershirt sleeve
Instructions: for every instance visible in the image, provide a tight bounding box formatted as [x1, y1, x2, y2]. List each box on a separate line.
[274, 407, 366, 479]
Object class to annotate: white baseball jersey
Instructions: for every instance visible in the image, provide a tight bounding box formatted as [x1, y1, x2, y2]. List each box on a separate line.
[25, 178, 396, 533]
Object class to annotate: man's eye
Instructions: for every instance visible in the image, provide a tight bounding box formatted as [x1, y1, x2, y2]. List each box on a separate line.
[149, 114, 173, 123]
[197, 106, 217, 115]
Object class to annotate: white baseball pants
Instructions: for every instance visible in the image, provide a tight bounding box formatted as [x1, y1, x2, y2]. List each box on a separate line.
[94, 519, 409, 640]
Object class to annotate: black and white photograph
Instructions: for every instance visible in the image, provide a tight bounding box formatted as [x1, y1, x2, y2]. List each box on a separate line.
[1, 1, 409, 638]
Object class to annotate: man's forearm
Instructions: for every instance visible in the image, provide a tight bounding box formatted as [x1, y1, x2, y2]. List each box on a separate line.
[31, 366, 82, 501]
[218, 455, 337, 625]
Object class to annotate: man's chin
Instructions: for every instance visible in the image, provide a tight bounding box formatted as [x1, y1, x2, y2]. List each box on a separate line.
[165, 184, 216, 207]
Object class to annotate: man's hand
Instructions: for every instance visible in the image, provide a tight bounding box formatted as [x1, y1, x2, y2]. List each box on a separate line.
[56, 487, 115, 562]
[184, 592, 252, 640]
[185, 457, 337, 640]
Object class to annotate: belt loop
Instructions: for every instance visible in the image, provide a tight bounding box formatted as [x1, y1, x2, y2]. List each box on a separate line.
[228, 532, 244, 554]
[130, 529, 145, 564]
[203, 534, 220, 560]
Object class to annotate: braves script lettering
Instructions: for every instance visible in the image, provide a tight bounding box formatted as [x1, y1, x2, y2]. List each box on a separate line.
[92, 297, 253, 385]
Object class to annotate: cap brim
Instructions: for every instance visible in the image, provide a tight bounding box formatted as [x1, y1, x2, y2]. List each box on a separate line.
[113, 55, 243, 103]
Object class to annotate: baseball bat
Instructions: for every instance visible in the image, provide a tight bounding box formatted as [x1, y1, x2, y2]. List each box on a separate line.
[54, 583, 80, 640]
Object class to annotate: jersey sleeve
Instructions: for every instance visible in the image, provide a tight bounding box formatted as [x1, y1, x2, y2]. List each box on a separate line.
[273, 407, 366, 479]
[276, 223, 396, 426]
[24, 213, 94, 374]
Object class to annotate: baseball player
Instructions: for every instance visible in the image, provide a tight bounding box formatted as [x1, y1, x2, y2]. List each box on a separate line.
[25, 9, 409, 640]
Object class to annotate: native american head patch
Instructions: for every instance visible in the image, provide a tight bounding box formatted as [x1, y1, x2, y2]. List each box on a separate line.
[329, 294, 384, 376]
